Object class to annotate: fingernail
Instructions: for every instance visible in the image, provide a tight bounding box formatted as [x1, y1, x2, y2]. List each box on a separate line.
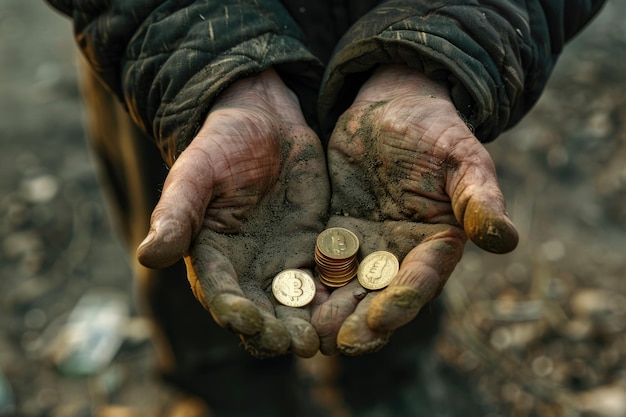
[139, 230, 156, 249]
[352, 288, 367, 300]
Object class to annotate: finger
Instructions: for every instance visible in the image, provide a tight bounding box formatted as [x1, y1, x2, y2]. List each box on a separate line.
[234, 276, 294, 358]
[184, 242, 263, 337]
[137, 144, 215, 268]
[311, 280, 367, 356]
[366, 226, 465, 332]
[275, 305, 319, 358]
[463, 192, 518, 253]
[446, 137, 519, 254]
[336, 294, 392, 356]
[238, 269, 321, 358]
[240, 267, 320, 358]
[262, 263, 320, 359]
[239, 311, 291, 358]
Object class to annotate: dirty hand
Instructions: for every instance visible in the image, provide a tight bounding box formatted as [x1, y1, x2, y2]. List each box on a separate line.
[312, 65, 519, 355]
[137, 69, 330, 358]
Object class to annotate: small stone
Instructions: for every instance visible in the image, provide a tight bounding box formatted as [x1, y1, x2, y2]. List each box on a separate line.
[24, 308, 47, 330]
[531, 355, 554, 377]
[489, 322, 547, 351]
[570, 289, 615, 318]
[20, 174, 59, 203]
[562, 318, 593, 341]
[540, 239, 565, 262]
[577, 383, 626, 417]
[504, 262, 528, 284]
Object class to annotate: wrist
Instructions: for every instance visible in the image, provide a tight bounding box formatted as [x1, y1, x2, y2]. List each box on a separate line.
[357, 64, 451, 103]
[212, 68, 306, 125]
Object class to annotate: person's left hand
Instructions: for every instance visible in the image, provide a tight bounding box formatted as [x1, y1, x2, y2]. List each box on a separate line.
[312, 65, 519, 355]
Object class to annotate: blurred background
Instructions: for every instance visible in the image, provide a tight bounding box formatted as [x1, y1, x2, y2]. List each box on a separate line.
[1, 1, 625, 416]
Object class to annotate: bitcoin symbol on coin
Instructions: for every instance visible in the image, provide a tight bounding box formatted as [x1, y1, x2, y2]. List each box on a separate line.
[365, 259, 387, 281]
[330, 233, 347, 255]
[286, 273, 304, 301]
[272, 269, 316, 307]
[358, 251, 399, 290]
[317, 228, 359, 259]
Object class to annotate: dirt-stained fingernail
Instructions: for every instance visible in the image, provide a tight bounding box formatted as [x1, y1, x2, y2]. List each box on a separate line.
[211, 294, 264, 335]
[138, 230, 156, 249]
[336, 315, 391, 356]
[464, 199, 519, 254]
[352, 287, 367, 300]
[367, 286, 424, 332]
[240, 316, 290, 358]
[137, 230, 159, 267]
[283, 317, 320, 358]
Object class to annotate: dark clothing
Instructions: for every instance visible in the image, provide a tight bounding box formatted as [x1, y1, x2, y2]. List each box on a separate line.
[47, 1, 605, 415]
[47, 0, 605, 164]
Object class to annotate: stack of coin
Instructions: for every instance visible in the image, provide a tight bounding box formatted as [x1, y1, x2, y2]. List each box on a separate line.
[357, 251, 399, 290]
[315, 227, 360, 287]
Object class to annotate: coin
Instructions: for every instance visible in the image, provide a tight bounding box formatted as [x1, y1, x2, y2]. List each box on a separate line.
[318, 276, 347, 288]
[316, 228, 359, 259]
[272, 269, 317, 307]
[357, 251, 399, 290]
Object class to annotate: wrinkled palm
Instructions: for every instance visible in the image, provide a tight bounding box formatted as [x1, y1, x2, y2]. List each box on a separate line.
[312, 67, 518, 355]
[138, 70, 330, 358]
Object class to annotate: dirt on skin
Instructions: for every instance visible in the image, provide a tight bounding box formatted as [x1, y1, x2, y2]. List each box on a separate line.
[1, 2, 626, 417]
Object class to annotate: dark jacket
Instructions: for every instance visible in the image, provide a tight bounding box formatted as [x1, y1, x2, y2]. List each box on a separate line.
[46, 0, 605, 165]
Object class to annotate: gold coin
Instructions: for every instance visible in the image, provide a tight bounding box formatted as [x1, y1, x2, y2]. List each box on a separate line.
[321, 263, 357, 276]
[272, 269, 316, 307]
[318, 261, 356, 273]
[319, 275, 351, 288]
[357, 251, 399, 290]
[322, 275, 357, 285]
[316, 227, 359, 259]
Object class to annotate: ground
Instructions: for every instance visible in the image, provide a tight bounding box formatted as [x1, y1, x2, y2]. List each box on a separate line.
[1, 2, 625, 416]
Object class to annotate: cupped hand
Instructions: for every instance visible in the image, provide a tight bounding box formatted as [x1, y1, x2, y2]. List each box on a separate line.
[137, 69, 330, 358]
[312, 65, 519, 355]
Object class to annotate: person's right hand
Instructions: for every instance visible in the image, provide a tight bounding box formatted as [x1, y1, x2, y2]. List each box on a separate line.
[136, 69, 330, 358]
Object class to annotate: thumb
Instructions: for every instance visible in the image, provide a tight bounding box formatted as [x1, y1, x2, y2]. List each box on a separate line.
[447, 137, 519, 254]
[462, 192, 519, 254]
[137, 144, 215, 268]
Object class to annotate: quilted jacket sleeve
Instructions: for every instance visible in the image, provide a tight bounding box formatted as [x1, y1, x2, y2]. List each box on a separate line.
[45, 0, 322, 165]
[318, 0, 606, 142]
